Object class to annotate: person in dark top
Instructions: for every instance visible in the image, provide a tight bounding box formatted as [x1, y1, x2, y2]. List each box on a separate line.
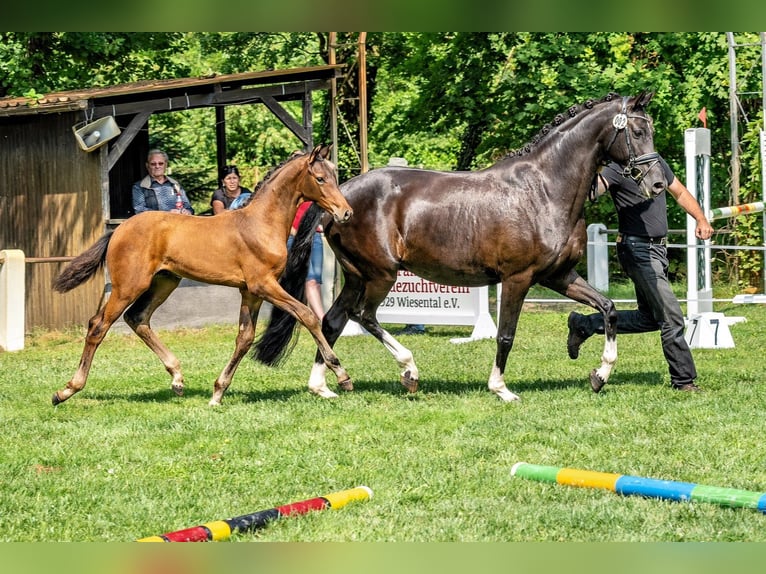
[567, 155, 713, 392]
[211, 165, 251, 214]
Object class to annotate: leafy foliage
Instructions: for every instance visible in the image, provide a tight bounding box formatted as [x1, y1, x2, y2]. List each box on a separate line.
[2, 32, 764, 285]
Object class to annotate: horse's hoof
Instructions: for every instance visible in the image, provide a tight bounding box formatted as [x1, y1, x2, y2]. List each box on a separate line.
[400, 371, 419, 393]
[590, 369, 606, 393]
[338, 378, 354, 392]
[51, 392, 62, 406]
[495, 390, 521, 402]
[310, 387, 339, 399]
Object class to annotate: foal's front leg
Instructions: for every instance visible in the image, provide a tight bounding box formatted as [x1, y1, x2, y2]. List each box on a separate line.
[261, 279, 352, 396]
[209, 291, 261, 406]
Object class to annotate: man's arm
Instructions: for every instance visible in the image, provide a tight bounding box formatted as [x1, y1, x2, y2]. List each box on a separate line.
[667, 177, 713, 240]
[131, 182, 148, 214]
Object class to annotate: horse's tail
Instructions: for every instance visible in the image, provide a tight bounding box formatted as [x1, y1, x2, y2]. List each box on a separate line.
[52, 232, 114, 293]
[254, 203, 323, 367]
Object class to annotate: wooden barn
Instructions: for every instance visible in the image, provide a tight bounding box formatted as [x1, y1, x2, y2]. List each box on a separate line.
[0, 65, 343, 332]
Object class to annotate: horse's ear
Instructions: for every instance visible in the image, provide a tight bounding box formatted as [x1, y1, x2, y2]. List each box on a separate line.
[309, 144, 323, 163]
[634, 91, 654, 110]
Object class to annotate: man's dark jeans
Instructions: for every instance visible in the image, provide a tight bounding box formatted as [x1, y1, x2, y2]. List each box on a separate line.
[576, 236, 697, 386]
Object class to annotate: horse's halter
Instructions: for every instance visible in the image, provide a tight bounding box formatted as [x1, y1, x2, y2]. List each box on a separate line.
[604, 97, 660, 190]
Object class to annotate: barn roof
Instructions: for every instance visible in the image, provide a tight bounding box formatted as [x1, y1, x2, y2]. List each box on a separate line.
[0, 64, 345, 117]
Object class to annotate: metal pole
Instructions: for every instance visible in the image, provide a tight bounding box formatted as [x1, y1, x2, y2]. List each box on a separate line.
[761, 32, 766, 293]
[728, 32, 741, 206]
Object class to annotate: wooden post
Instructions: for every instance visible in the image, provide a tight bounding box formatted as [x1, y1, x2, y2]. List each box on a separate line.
[358, 33, 368, 174]
[0, 250, 25, 351]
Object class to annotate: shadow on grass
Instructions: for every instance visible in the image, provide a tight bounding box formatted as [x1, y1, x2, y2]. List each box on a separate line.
[68, 369, 665, 406]
[341, 369, 665, 396]
[74, 384, 301, 405]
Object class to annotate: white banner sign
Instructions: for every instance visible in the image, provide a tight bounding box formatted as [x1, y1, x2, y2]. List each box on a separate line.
[376, 270, 479, 325]
[367, 271, 497, 343]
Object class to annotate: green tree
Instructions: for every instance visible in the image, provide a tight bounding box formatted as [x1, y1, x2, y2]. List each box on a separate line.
[2, 32, 762, 286]
[0, 32, 189, 97]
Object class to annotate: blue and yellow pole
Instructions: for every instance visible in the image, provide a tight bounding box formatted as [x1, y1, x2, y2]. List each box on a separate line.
[137, 485, 373, 542]
[511, 463, 766, 513]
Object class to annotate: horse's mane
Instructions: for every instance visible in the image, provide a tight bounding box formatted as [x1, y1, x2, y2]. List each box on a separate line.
[502, 92, 621, 160]
[239, 150, 307, 208]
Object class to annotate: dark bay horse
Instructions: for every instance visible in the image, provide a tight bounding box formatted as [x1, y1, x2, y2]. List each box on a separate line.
[52, 145, 353, 406]
[256, 93, 664, 401]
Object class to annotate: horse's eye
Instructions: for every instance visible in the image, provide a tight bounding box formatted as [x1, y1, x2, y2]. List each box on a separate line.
[316, 177, 325, 185]
[633, 129, 644, 138]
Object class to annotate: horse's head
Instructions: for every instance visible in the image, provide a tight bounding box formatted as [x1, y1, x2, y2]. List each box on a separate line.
[301, 144, 353, 223]
[602, 92, 665, 197]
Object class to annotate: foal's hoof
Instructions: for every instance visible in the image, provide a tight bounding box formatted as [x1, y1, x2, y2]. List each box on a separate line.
[338, 378, 354, 392]
[400, 371, 419, 393]
[51, 392, 63, 406]
[590, 369, 606, 393]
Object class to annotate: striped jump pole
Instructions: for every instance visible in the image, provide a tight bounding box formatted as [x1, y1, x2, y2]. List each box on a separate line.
[708, 201, 765, 221]
[511, 463, 766, 513]
[137, 485, 372, 542]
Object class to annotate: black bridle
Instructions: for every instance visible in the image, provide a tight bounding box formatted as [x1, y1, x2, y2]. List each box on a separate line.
[603, 96, 660, 187]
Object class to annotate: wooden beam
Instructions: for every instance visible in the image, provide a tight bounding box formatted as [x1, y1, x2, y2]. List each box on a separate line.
[215, 104, 227, 173]
[92, 80, 331, 120]
[302, 89, 313, 150]
[261, 95, 309, 146]
[107, 111, 151, 171]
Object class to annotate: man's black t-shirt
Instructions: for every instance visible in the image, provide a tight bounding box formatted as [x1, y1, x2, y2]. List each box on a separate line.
[602, 157, 675, 238]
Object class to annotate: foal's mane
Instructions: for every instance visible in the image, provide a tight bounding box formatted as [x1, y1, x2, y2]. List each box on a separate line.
[503, 92, 621, 160]
[239, 150, 308, 208]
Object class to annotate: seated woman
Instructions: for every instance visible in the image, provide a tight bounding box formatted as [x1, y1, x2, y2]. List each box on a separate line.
[210, 165, 251, 214]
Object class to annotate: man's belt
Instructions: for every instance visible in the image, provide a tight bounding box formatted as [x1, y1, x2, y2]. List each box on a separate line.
[617, 234, 667, 245]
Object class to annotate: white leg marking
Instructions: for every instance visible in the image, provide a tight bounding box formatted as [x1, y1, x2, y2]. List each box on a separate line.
[488, 365, 521, 402]
[381, 331, 419, 382]
[308, 362, 337, 398]
[595, 338, 617, 383]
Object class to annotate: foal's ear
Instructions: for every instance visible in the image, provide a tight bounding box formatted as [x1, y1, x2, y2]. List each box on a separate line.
[634, 91, 654, 109]
[309, 144, 323, 163]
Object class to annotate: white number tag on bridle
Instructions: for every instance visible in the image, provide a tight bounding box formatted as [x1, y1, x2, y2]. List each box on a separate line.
[612, 114, 628, 130]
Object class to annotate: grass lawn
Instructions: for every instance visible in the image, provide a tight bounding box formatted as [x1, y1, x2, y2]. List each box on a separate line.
[2, 299, 766, 544]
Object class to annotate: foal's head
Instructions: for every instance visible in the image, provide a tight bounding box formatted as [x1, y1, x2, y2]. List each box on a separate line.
[297, 144, 353, 223]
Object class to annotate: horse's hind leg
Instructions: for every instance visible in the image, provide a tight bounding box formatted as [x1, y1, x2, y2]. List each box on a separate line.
[52, 293, 133, 405]
[209, 291, 262, 406]
[123, 272, 185, 396]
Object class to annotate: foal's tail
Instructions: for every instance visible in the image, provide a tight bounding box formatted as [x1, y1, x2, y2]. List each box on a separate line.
[254, 203, 322, 367]
[52, 232, 114, 293]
